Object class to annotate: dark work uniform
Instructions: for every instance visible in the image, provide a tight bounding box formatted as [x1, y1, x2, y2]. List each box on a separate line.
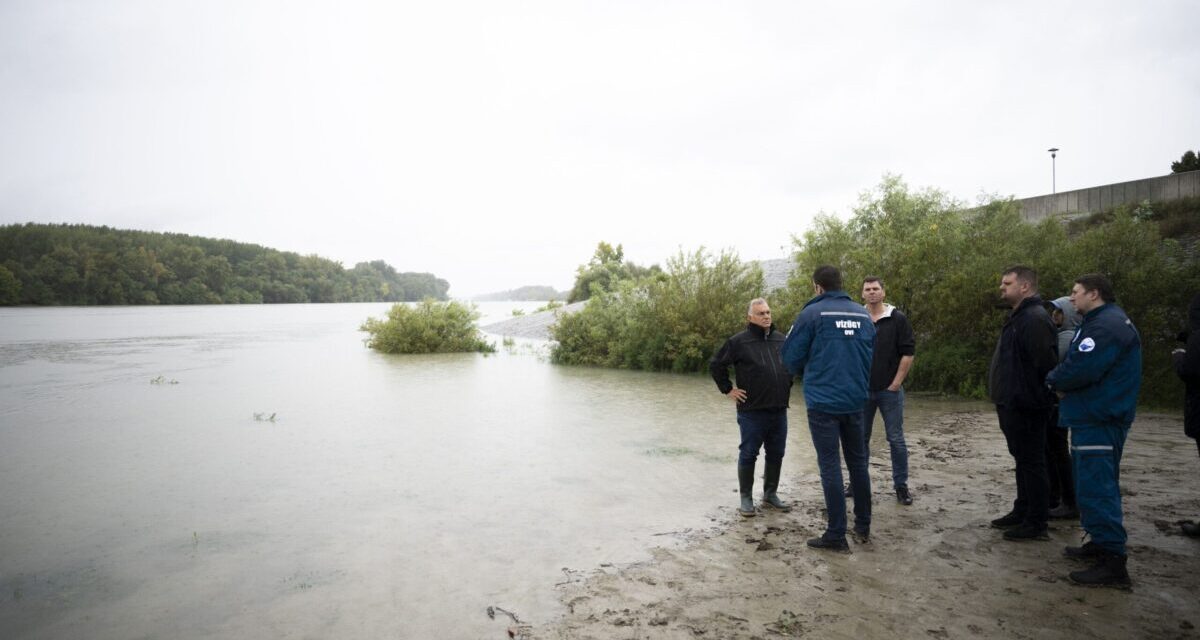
[988, 295, 1058, 529]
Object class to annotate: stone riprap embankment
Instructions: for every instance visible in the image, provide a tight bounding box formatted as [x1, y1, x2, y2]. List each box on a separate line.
[480, 301, 587, 340]
[480, 259, 794, 341]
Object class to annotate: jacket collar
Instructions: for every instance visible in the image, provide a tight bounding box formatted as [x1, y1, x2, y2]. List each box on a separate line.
[1010, 294, 1044, 317]
[746, 323, 776, 338]
[804, 290, 851, 309]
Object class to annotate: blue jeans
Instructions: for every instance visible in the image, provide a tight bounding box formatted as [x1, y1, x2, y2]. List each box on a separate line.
[1072, 425, 1128, 555]
[862, 388, 909, 489]
[737, 408, 787, 467]
[808, 409, 871, 538]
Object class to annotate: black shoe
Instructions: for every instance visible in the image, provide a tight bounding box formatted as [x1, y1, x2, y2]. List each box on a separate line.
[851, 529, 870, 545]
[896, 486, 913, 505]
[1048, 503, 1079, 519]
[807, 535, 849, 552]
[1064, 541, 1106, 560]
[1069, 553, 1131, 590]
[990, 511, 1023, 529]
[1003, 523, 1049, 541]
[1182, 521, 1200, 537]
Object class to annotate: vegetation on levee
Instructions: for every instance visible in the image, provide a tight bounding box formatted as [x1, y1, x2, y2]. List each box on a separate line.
[361, 299, 495, 355]
[779, 176, 1199, 407]
[551, 248, 763, 373]
[547, 177, 1198, 407]
[0, 223, 449, 305]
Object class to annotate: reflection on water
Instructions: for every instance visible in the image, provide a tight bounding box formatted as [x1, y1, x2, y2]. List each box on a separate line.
[0, 303, 986, 639]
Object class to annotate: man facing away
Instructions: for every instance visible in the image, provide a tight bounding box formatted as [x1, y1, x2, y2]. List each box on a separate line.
[987, 265, 1058, 542]
[782, 265, 875, 551]
[1047, 274, 1142, 589]
[859, 276, 916, 505]
[710, 298, 794, 518]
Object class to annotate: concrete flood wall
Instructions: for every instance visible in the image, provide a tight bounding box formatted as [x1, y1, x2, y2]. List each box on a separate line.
[1018, 170, 1200, 222]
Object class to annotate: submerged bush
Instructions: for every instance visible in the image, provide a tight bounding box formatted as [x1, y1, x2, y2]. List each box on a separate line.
[361, 299, 495, 354]
[551, 248, 763, 373]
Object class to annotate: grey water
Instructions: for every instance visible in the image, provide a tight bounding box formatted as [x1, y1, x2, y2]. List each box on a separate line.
[0, 302, 779, 639]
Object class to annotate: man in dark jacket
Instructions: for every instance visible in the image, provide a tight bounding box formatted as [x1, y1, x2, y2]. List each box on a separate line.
[987, 265, 1058, 542]
[710, 298, 794, 518]
[782, 266, 875, 551]
[1172, 292, 1200, 537]
[1047, 274, 1142, 588]
[860, 276, 916, 505]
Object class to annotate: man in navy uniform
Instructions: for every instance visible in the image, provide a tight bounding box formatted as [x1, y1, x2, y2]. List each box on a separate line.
[1047, 274, 1142, 589]
[782, 265, 875, 551]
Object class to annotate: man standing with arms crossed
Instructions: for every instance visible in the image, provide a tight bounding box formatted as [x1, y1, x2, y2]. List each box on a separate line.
[988, 266, 1058, 542]
[1047, 274, 1141, 589]
[783, 265, 875, 551]
[710, 298, 794, 518]
[860, 276, 916, 505]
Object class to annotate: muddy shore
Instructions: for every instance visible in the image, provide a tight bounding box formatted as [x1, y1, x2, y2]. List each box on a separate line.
[507, 404, 1199, 639]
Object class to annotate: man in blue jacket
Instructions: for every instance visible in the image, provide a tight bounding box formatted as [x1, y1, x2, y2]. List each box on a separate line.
[1047, 274, 1141, 589]
[782, 265, 875, 551]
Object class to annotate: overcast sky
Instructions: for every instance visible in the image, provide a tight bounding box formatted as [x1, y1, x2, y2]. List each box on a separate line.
[2, 1, 1198, 297]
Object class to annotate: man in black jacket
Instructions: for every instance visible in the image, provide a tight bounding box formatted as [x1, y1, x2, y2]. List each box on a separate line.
[710, 297, 794, 518]
[987, 266, 1058, 541]
[1173, 292, 1200, 537]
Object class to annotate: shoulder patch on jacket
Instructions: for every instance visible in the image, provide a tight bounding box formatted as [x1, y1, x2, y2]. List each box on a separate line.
[1078, 337, 1096, 352]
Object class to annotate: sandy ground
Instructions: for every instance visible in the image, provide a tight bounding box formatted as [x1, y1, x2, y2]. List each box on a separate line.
[511, 404, 1199, 640]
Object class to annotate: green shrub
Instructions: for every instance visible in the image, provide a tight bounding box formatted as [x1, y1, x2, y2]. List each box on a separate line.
[551, 248, 763, 373]
[784, 176, 1200, 406]
[361, 299, 495, 354]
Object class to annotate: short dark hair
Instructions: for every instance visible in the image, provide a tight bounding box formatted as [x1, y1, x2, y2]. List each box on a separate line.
[862, 276, 884, 288]
[812, 265, 843, 291]
[1002, 265, 1038, 290]
[1074, 273, 1116, 303]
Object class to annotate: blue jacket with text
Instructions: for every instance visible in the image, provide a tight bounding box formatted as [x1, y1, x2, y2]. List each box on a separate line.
[782, 290, 875, 414]
[1046, 303, 1142, 429]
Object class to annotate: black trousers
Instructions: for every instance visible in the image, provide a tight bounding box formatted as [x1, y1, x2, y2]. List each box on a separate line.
[997, 405, 1050, 527]
[1045, 404, 1075, 508]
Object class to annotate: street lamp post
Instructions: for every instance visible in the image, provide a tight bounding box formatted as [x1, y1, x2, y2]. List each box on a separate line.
[1048, 148, 1059, 194]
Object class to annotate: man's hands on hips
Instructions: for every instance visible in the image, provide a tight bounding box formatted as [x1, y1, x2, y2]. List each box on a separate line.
[727, 387, 747, 403]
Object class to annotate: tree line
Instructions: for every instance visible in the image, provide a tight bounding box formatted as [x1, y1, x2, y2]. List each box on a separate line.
[0, 223, 449, 305]
[551, 177, 1200, 406]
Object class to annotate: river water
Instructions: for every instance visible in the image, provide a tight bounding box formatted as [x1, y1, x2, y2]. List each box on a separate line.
[0, 302, 795, 639]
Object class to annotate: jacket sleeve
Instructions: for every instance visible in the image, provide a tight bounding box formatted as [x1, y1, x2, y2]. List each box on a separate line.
[897, 312, 916, 356]
[1176, 334, 1200, 379]
[1047, 322, 1122, 392]
[781, 311, 814, 376]
[1024, 313, 1059, 383]
[709, 339, 736, 394]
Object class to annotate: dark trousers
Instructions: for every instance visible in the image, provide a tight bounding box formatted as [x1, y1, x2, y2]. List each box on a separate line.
[1046, 405, 1075, 508]
[736, 408, 787, 467]
[808, 409, 871, 538]
[997, 405, 1050, 528]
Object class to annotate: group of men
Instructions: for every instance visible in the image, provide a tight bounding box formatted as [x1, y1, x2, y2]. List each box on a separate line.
[710, 264, 1144, 590]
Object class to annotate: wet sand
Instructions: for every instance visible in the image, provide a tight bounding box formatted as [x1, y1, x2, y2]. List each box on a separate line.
[515, 402, 1199, 639]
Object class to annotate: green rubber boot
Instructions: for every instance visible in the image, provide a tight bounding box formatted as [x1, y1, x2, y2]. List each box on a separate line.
[762, 461, 792, 512]
[738, 465, 756, 517]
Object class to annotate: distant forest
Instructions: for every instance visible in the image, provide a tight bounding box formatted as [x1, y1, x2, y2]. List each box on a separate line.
[0, 223, 449, 305]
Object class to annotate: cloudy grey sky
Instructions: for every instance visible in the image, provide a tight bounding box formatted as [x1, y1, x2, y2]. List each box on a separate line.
[2, 1, 1198, 297]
